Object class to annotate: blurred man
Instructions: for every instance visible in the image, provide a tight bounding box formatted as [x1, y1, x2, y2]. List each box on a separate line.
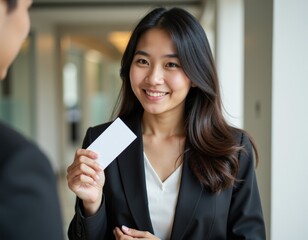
[0, 0, 64, 239]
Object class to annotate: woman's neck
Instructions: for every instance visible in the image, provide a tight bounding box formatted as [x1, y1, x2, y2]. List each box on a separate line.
[142, 112, 185, 138]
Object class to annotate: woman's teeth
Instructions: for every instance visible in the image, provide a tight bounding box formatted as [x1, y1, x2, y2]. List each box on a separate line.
[145, 90, 167, 97]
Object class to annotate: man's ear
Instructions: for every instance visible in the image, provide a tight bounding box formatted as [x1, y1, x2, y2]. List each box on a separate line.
[0, 1, 8, 26]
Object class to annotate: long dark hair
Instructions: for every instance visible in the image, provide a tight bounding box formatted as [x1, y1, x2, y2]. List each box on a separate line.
[115, 7, 258, 193]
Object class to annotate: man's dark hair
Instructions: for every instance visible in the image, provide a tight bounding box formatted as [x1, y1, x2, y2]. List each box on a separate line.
[5, 0, 18, 12]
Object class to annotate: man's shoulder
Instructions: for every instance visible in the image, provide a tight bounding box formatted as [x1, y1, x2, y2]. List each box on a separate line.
[0, 121, 34, 147]
[0, 121, 43, 164]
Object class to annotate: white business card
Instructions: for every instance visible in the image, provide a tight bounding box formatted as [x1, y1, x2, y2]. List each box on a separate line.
[87, 117, 137, 169]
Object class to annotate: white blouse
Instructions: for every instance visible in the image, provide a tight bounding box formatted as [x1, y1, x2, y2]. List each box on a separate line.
[144, 152, 183, 240]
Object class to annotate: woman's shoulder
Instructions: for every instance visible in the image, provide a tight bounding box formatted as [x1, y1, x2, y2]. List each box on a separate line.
[88, 116, 136, 136]
[230, 127, 252, 148]
[82, 116, 140, 148]
[84, 121, 114, 145]
[89, 121, 113, 134]
[230, 127, 256, 179]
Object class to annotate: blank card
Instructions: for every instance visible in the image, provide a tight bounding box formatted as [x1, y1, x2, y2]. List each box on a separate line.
[87, 118, 137, 169]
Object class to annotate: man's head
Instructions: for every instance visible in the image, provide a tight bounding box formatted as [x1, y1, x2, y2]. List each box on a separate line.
[0, 0, 32, 80]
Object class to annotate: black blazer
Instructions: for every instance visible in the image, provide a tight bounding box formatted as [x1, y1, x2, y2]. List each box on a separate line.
[68, 115, 266, 240]
[0, 121, 64, 240]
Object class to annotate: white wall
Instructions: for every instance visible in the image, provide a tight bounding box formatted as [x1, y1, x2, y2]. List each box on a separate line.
[245, 0, 308, 238]
[34, 26, 62, 172]
[271, 0, 308, 239]
[216, 0, 244, 128]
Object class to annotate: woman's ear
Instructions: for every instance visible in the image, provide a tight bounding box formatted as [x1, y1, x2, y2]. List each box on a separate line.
[191, 82, 197, 87]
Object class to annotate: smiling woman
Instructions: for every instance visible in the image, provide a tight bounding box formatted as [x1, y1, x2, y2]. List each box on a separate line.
[129, 28, 192, 117]
[67, 7, 265, 240]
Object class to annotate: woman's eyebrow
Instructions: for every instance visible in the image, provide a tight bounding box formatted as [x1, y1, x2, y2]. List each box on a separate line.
[134, 50, 179, 59]
[163, 53, 179, 59]
[134, 50, 149, 56]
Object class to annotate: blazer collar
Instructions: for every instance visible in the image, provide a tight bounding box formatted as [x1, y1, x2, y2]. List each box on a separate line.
[117, 115, 154, 233]
[117, 115, 207, 239]
[170, 153, 204, 240]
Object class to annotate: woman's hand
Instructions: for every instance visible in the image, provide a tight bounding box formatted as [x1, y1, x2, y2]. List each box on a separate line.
[113, 226, 160, 240]
[67, 148, 105, 216]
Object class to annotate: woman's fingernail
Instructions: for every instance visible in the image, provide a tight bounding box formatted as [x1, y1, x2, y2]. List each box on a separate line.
[122, 225, 129, 232]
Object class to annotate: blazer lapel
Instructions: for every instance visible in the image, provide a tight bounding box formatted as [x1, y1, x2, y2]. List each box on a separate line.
[170, 155, 204, 240]
[117, 116, 154, 233]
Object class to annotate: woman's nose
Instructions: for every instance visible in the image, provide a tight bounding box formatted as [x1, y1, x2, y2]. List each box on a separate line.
[145, 65, 164, 85]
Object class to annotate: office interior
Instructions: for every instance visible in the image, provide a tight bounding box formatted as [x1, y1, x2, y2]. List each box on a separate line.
[0, 0, 307, 239]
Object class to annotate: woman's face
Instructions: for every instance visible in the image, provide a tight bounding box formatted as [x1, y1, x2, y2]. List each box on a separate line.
[0, 0, 32, 80]
[129, 28, 192, 117]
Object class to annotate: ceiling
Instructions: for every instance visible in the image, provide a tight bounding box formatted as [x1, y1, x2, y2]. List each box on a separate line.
[30, 0, 206, 59]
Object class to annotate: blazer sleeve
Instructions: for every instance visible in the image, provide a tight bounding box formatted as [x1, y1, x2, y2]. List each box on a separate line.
[68, 127, 108, 240]
[227, 133, 266, 239]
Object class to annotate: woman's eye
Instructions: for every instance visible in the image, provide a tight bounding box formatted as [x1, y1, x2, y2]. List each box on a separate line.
[136, 59, 149, 65]
[166, 62, 180, 68]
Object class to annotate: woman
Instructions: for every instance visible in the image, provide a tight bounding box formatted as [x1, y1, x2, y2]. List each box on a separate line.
[67, 7, 265, 240]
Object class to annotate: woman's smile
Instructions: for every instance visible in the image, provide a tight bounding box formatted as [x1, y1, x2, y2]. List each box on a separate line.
[144, 90, 169, 98]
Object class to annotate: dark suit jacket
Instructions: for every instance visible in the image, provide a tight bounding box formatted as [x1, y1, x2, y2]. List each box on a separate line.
[68, 115, 266, 240]
[0, 121, 64, 240]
